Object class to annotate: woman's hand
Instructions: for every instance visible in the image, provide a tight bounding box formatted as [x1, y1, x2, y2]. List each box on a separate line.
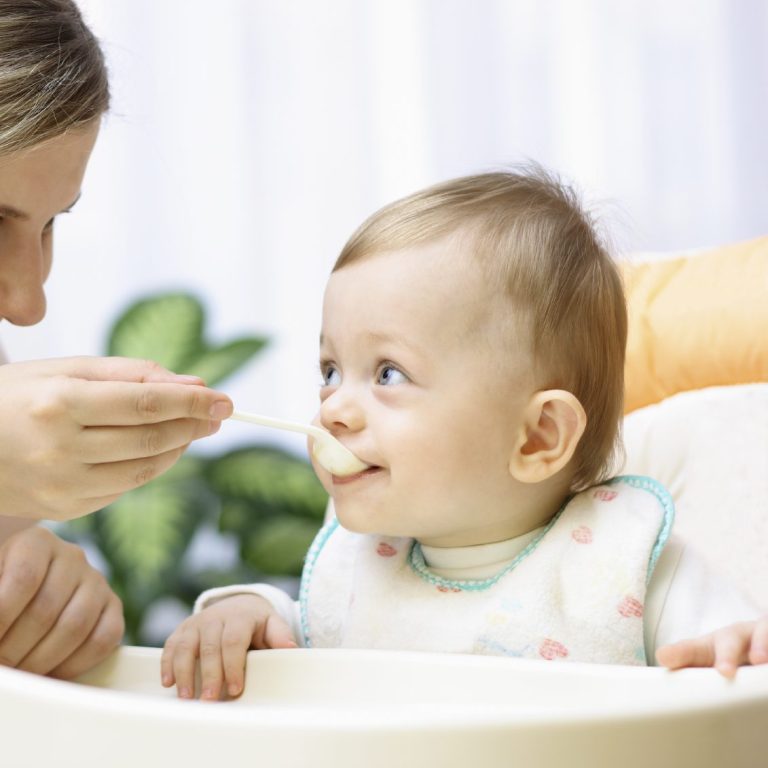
[0, 526, 124, 679]
[0, 356, 233, 521]
[162, 594, 297, 701]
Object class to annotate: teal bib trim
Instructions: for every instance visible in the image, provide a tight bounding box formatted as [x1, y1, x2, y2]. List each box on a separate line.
[299, 517, 340, 648]
[407, 502, 566, 592]
[606, 474, 675, 584]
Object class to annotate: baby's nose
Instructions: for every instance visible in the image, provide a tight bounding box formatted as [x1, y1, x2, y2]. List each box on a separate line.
[319, 386, 365, 433]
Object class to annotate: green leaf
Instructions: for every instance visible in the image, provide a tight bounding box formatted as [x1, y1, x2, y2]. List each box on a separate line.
[182, 337, 268, 386]
[243, 516, 321, 576]
[206, 447, 329, 523]
[107, 293, 205, 371]
[94, 479, 205, 596]
[218, 497, 268, 533]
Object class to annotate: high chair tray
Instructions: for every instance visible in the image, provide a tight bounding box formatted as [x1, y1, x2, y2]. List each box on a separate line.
[1, 645, 766, 768]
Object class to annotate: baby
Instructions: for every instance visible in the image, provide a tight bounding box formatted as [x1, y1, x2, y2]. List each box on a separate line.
[163, 167, 766, 700]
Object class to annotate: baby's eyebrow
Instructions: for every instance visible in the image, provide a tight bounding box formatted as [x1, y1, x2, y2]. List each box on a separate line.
[319, 330, 427, 358]
[363, 330, 428, 357]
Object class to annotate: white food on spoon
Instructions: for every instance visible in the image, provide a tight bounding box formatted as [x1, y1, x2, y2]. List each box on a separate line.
[229, 410, 368, 476]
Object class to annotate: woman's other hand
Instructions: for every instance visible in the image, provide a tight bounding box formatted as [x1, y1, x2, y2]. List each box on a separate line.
[0, 526, 124, 678]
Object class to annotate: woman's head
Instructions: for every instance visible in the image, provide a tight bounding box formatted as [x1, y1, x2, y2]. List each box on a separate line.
[0, 0, 109, 155]
[0, 0, 108, 326]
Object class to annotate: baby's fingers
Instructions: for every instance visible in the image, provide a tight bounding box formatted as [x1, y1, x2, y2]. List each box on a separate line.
[198, 620, 225, 701]
[263, 613, 298, 650]
[656, 637, 715, 671]
[711, 626, 752, 679]
[748, 618, 768, 665]
[656, 622, 756, 679]
[162, 625, 202, 699]
[220, 617, 260, 698]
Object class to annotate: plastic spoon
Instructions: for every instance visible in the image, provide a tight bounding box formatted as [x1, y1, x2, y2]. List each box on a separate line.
[230, 410, 368, 476]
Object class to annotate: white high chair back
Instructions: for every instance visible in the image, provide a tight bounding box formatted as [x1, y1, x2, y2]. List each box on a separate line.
[623, 383, 768, 612]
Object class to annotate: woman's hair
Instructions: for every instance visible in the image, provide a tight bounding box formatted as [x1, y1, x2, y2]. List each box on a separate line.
[0, 0, 109, 155]
[334, 166, 627, 491]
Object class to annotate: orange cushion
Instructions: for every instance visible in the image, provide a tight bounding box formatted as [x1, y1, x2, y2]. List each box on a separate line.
[623, 236, 768, 413]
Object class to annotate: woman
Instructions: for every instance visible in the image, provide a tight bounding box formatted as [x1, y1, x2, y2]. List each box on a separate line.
[0, 0, 232, 679]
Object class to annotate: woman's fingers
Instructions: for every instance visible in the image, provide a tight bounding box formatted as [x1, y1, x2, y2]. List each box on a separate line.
[78, 419, 220, 463]
[47, 592, 124, 680]
[13, 445, 194, 521]
[34, 356, 202, 385]
[0, 528, 56, 646]
[25, 447, 189, 521]
[17, 580, 109, 676]
[83, 446, 187, 499]
[63, 379, 232, 427]
[0, 356, 232, 521]
[0, 555, 80, 668]
[0, 528, 123, 678]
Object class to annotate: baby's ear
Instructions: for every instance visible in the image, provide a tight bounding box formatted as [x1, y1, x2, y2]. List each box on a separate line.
[509, 390, 586, 484]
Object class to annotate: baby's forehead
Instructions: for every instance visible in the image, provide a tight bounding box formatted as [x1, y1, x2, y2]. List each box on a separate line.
[327, 240, 531, 349]
[330, 233, 494, 305]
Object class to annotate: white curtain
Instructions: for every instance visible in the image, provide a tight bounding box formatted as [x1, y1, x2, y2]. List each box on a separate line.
[4, 0, 766, 457]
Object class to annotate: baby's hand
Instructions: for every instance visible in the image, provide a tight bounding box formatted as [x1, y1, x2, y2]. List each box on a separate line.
[161, 594, 297, 700]
[656, 618, 768, 678]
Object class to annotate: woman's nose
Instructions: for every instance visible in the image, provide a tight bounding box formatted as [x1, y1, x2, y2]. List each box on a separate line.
[0, 238, 48, 326]
[319, 385, 365, 433]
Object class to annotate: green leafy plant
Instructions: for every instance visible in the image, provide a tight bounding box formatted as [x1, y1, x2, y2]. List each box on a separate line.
[58, 293, 328, 645]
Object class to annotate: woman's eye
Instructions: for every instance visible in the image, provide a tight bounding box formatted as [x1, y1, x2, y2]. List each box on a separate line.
[321, 365, 341, 387]
[377, 364, 407, 386]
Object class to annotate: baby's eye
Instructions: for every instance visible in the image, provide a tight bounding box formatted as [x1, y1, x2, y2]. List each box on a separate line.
[376, 364, 407, 386]
[320, 364, 341, 387]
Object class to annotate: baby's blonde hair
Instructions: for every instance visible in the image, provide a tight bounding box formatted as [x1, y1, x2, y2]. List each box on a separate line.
[333, 166, 627, 490]
[0, 0, 109, 156]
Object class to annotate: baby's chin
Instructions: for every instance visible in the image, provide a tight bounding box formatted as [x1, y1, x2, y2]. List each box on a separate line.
[334, 512, 412, 542]
[333, 505, 382, 533]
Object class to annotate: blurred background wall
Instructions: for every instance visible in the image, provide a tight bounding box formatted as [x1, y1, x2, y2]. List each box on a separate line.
[4, 0, 767, 459]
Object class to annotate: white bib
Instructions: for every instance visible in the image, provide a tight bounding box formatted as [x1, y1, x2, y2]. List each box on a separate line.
[299, 476, 674, 665]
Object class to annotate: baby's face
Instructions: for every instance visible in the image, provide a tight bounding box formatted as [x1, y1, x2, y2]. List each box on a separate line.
[313, 234, 541, 547]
